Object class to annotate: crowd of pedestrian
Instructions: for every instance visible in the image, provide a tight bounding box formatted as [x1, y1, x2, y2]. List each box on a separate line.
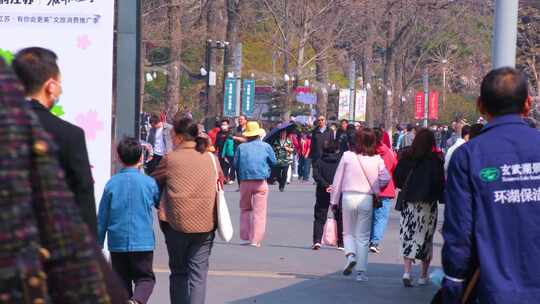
[3, 45, 540, 304]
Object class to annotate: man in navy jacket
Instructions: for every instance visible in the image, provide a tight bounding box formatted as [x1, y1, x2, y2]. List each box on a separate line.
[13, 47, 97, 236]
[442, 67, 540, 303]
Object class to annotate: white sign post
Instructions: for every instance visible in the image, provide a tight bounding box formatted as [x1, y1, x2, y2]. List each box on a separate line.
[0, 0, 115, 206]
[338, 89, 351, 121]
[355, 89, 367, 122]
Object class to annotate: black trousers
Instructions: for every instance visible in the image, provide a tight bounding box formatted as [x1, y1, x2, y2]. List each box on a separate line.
[219, 156, 236, 182]
[146, 154, 163, 175]
[313, 186, 344, 247]
[271, 165, 289, 190]
[161, 221, 215, 304]
[110, 251, 155, 304]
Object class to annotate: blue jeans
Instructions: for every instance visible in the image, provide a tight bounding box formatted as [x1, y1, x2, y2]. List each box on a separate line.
[298, 156, 311, 181]
[370, 198, 392, 245]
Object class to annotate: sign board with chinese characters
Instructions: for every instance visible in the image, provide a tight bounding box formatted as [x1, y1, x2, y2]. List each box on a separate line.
[242, 79, 255, 117]
[338, 89, 351, 120]
[0, 0, 115, 205]
[223, 78, 238, 117]
[354, 89, 367, 122]
[429, 91, 439, 120]
[415, 92, 425, 120]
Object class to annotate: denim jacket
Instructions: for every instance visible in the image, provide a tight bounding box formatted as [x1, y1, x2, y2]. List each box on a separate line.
[234, 139, 277, 180]
[98, 168, 159, 252]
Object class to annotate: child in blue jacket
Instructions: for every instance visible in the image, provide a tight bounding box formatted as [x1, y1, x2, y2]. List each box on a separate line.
[98, 137, 160, 304]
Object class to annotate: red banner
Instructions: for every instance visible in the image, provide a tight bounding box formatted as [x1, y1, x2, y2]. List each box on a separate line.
[415, 92, 425, 120]
[429, 91, 439, 120]
[295, 86, 312, 94]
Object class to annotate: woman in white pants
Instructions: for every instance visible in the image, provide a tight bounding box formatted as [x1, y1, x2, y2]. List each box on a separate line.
[331, 128, 390, 282]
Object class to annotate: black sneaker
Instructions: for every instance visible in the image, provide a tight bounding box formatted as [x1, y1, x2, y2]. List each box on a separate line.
[312, 243, 321, 250]
[343, 255, 357, 276]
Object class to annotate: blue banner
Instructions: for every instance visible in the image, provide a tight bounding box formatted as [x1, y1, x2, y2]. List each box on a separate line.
[242, 79, 255, 117]
[223, 78, 238, 117]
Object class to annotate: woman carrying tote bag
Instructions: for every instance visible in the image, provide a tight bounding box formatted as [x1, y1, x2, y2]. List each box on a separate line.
[152, 117, 222, 304]
[331, 128, 390, 282]
[394, 128, 445, 288]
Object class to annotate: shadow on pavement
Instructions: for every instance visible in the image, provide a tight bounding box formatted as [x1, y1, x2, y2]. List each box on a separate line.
[214, 241, 341, 252]
[227, 263, 438, 304]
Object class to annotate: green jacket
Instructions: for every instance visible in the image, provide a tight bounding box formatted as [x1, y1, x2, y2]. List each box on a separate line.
[221, 137, 235, 158]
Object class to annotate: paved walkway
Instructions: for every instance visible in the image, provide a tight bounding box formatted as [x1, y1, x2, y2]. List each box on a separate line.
[149, 181, 443, 303]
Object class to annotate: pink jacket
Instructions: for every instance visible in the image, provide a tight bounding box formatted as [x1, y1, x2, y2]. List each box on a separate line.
[331, 151, 391, 205]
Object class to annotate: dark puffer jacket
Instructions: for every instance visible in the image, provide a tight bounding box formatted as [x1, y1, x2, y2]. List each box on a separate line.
[312, 152, 341, 206]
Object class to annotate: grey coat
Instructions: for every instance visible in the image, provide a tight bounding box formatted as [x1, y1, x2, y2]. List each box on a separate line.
[147, 122, 174, 155]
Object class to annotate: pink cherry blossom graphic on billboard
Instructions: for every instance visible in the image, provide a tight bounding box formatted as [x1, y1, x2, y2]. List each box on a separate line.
[75, 110, 104, 142]
[77, 35, 92, 50]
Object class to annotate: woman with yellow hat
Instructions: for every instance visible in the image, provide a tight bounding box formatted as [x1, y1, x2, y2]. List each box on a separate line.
[233, 121, 277, 247]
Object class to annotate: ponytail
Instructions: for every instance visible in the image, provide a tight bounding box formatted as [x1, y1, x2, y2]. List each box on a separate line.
[195, 135, 209, 153]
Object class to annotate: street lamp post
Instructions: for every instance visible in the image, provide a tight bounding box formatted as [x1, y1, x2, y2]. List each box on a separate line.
[349, 60, 356, 122]
[442, 59, 448, 110]
[272, 51, 278, 88]
[205, 39, 229, 128]
[423, 68, 429, 127]
[492, 0, 519, 68]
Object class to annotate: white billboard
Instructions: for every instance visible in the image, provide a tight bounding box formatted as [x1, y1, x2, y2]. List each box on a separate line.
[338, 89, 351, 121]
[0, 0, 115, 205]
[355, 89, 367, 122]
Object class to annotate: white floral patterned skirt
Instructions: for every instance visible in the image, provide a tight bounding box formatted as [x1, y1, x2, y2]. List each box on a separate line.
[399, 202, 438, 261]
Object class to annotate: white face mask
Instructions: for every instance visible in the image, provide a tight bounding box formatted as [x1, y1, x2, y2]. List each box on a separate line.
[221, 125, 229, 131]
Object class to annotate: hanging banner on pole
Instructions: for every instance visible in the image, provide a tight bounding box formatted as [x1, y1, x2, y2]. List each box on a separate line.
[224, 78, 238, 117]
[355, 89, 367, 122]
[242, 79, 255, 117]
[0, 0, 115, 205]
[338, 89, 351, 120]
[429, 91, 439, 120]
[415, 92, 425, 120]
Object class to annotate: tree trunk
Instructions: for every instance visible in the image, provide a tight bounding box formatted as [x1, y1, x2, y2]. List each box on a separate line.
[165, 0, 182, 123]
[282, 0, 291, 121]
[296, 2, 310, 80]
[362, 48, 374, 126]
[140, 42, 146, 117]
[225, 0, 241, 76]
[382, 9, 396, 130]
[316, 58, 329, 117]
[394, 58, 404, 126]
[311, 35, 329, 117]
[363, 6, 376, 127]
[206, 0, 226, 120]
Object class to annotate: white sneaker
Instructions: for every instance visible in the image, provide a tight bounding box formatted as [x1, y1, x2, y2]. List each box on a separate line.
[356, 271, 368, 282]
[343, 255, 357, 276]
[418, 277, 428, 286]
[369, 244, 381, 254]
[402, 273, 413, 287]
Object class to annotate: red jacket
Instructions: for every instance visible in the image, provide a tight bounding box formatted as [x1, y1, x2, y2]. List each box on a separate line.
[382, 131, 392, 149]
[377, 142, 397, 198]
[208, 127, 220, 146]
[298, 138, 311, 158]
